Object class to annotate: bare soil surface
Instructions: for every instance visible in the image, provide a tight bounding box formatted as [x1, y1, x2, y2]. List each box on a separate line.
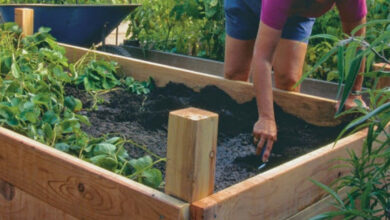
[67, 83, 345, 191]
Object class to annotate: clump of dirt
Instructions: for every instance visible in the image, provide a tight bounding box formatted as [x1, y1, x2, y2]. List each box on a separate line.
[66, 83, 345, 191]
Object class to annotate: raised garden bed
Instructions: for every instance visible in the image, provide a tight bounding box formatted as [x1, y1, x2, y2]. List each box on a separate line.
[1, 42, 384, 220]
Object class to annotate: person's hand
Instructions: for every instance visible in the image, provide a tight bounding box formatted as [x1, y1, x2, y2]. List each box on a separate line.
[335, 94, 368, 112]
[253, 117, 277, 162]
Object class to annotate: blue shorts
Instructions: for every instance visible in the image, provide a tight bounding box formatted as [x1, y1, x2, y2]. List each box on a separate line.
[224, 0, 315, 43]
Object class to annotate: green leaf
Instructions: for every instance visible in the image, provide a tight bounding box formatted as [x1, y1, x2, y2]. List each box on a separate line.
[53, 66, 71, 82]
[129, 156, 153, 171]
[11, 62, 20, 79]
[75, 114, 90, 126]
[64, 96, 82, 112]
[142, 168, 163, 188]
[106, 137, 121, 144]
[55, 143, 70, 153]
[43, 110, 59, 125]
[0, 56, 12, 73]
[89, 155, 118, 171]
[336, 52, 363, 115]
[351, 19, 390, 36]
[345, 102, 390, 130]
[336, 46, 345, 99]
[308, 34, 340, 42]
[42, 123, 53, 141]
[296, 47, 338, 87]
[92, 143, 117, 156]
[311, 179, 345, 208]
[117, 147, 130, 162]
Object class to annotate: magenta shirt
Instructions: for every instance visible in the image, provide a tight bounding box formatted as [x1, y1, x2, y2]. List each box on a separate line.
[261, 0, 367, 30]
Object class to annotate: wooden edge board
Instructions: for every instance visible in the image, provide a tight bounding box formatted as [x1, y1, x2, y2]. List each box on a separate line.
[286, 187, 348, 220]
[373, 63, 390, 71]
[288, 126, 390, 220]
[373, 63, 390, 89]
[0, 127, 189, 220]
[61, 43, 344, 127]
[0, 180, 77, 220]
[190, 130, 369, 220]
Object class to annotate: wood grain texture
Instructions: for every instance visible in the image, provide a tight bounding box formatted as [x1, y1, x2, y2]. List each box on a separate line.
[373, 63, 390, 89]
[191, 130, 369, 220]
[287, 187, 348, 220]
[0, 127, 189, 220]
[0, 180, 77, 220]
[62, 44, 344, 127]
[14, 8, 34, 36]
[165, 108, 218, 202]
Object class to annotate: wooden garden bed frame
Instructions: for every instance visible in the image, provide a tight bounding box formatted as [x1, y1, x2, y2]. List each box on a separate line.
[1, 9, 388, 219]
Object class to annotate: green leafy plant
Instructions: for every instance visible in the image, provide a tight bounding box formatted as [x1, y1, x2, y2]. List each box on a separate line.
[128, 0, 225, 61]
[0, 22, 163, 189]
[123, 76, 153, 95]
[306, 0, 390, 82]
[0, 0, 130, 4]
[299, 20, 390, 220]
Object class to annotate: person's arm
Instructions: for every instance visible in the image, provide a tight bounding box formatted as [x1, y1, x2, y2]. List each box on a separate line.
[251, 22, 282, 162]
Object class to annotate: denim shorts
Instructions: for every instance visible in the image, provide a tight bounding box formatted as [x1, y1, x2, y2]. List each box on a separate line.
[224, 0, 315, 42]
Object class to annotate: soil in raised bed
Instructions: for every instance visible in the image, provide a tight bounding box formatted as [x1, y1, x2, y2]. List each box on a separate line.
[67, 83, 345, 192]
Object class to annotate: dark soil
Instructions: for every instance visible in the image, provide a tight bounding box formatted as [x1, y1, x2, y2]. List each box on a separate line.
[66, 83, 345, 192]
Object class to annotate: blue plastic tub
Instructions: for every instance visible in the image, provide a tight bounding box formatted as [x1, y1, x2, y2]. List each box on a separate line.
[0, 4, 138, 47]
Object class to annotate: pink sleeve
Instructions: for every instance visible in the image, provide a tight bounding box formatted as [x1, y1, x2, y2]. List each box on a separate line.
[260, 0, 293, 30]
[336, 0, 367, 22]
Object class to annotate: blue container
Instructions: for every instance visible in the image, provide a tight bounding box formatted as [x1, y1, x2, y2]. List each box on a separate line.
[0, 4, 138, 47]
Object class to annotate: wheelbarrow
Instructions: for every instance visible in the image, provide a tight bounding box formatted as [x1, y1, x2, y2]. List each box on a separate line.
[0, 4, 139, 47]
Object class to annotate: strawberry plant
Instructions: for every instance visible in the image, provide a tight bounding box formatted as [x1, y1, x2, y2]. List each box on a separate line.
[0, 22, 163, 189]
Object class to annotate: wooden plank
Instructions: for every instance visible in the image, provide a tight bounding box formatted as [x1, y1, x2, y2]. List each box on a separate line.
[373, 63, 390, 89]
[121, 45, 225, 77]
[0, 127, 189, 220]
[190, 130, 369, 220]
[287, 187, 348, 220]
[120, 45, 352, 100]
[62, 44, 344, 127]
[0, 179, 77, 220]
[165, 108, 218, 202]
[14, 8, 34, 36]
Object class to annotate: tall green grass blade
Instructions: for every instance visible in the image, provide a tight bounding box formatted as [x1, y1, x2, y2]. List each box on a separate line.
[351, 19, 390, 36]
[296, 46, 338, 87]
[310, 179, 345, 208]
[336, 46, 345, 99]
[344, 102, 390, 130]
[336, 52, 363, 115]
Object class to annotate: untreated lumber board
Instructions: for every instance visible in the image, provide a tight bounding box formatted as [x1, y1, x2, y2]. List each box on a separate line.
[0, 127, 189, 220]
[120, 45, 350, 100]
[190, 130, 369, 220]
[14, 8, 34, 36]
[0, 179, 77, 220]
[165, 108, 218, 202]
[373, 63, 390, 89]
[287, 187, 348, 220]
[62, 44, 343, 127]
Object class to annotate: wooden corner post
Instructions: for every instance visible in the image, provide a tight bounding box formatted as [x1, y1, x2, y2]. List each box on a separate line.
[165, 107, 218, 202]
[14, 8, 34, 36]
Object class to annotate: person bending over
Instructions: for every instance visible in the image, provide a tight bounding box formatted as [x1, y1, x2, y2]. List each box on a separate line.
[224, 0, 367, 162]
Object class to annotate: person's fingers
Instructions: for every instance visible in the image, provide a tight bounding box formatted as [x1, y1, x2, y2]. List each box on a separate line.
[256, 136, 266, 155]
[262, 138, 274, 162]
[253, 136, 259, 145]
